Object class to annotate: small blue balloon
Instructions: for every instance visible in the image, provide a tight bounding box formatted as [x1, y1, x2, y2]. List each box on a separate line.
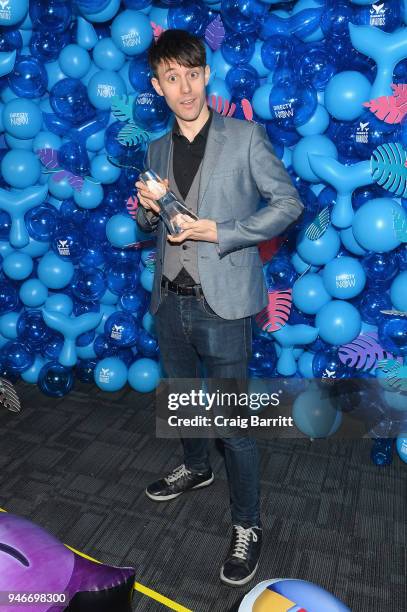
[50, 78, 95, 125]
[25, 203, 59, 242]
[293, 387, 342, 437]
[58, 140, 90, 176]
[37, 251, 74, 289]
[19, 279, 48, 308]
[3, 98, 42, 139]
[296, 225, 341, 265]
[312, 347, 352, 379]
[292, 134, 338, 183]
[94, 356, 128, 391]
[8, 55, 48, 98]
[73, 178, 104, 209]
[1, 150, 41, 188]
[292, 273, 331, 314]
[90, 154, 121, 184]
[325, 71, 371, 121]
[396, 435, 407, 464]
[1, 340, 34, 373]
[390, 271, 407, 312]
[362, 251, 399, 287]
[322, 256, 366, 299]
[128, 55, 152, 93]
[44, 293, 73, 316]
[21, 355, 46, 383]
[29, 0, 72, 32]
[17, 309, 50, 350]
[353, 198, 405, 253]
[52, 224, 85, 263]
[106, 214, 137, 248]
[135, 328, 158, 358]
[87, 70, 126, 111]
[71, 266, 106, 302]
[104, 311, 138, 347]
[106, 260, 140, 295]
[128, 357, 160, 392]
[378, 317, 407, 357]
[59, 44, 91, 79]
[3, 251, 33, 280]
[0, 312, 19, 340]
[358, 290, 392, 325]
[38, 361, 74, 397]
[132, 89, 171, 131]
[0, 280, 19, 315]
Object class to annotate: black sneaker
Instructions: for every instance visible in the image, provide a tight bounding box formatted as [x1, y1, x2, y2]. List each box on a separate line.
[220, 525, 262, 587]
[145, 464, 214, 502]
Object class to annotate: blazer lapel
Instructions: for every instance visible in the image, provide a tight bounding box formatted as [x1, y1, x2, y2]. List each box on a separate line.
[198, 112, 226, 213]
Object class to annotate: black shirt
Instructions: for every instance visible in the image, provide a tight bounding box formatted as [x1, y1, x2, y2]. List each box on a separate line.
[172, 107, 213, 200]
[167, 107, 213, 286]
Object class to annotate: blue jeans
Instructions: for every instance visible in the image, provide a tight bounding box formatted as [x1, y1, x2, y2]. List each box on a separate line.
[155, 287, 261, 528]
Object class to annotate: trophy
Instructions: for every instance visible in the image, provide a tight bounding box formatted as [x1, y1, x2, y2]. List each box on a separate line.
[139, 169, 199, 235]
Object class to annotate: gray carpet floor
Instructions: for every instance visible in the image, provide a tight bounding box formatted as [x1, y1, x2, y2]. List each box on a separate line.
[0, 380, 405, 611]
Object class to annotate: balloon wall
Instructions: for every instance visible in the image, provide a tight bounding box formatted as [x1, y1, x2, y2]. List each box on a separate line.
[0, 0, 406, 460]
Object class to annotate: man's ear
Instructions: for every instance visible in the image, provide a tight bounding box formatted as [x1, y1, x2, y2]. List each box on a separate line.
[204, 65, 210, 86]
[151, 76, 164, 97]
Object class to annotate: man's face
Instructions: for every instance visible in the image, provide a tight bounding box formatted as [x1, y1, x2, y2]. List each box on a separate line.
[151, 60, 210, 122]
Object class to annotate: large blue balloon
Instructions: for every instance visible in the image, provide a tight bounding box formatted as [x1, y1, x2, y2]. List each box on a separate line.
[111, 10, 153, 56]
[2, 98, 42, 139]
[325, 71, 371, 121]
[390, 271, 407, 312]
[8, 55, 48, 98]
[296, 225, 341, 265]
[353, 198, 405, 253]
[316, 300, 362, 345]
[38, 361, 74, 397]
[2, 252, 33, 280]
[50, 78, 95, 125]
[292, 273, 331, 314]
[59, 45, 91, 79]
[1, 150, 41, 188]
[128, 357, 160, 392]
[37, 252, 75, 289]
[87, 70, 126, 110]
[104, 311, 138, 347]
[293, 387, 342, 438]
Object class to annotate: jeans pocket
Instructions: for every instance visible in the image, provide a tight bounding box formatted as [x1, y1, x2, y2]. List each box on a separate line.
[200, 296, 220, 319]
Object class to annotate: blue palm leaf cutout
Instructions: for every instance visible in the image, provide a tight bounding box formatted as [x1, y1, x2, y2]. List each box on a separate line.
[376, 359, 407, 392]
[370, 142, 407, 198]
[393, 209, 407, 242]
[111, 95, 134, 122]
[338, 332, 397, 372]
[380, 309, 407, 317]
[117, 122, 149, 147]
[305, 206, 330, 241]
[144, 251, 157, 272]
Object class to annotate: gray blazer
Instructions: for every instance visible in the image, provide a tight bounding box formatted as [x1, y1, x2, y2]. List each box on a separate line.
[136, 111, 304, 320]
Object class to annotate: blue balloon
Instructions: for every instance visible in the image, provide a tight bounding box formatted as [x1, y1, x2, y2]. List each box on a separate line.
[19, 279, 48, 308]
[378, 317, 407, 357]
[2, 98, 42, 139]
[269, 80, 318, 129]
[128, 55, 152, 93]
[390, 271, 407, 312]
[132, 89, 171, 131]
[358, 290, 392, 325]
[86, 208, 110, 240]
[297, 351, 314, 378]
[322, 256, 366, 299]
[396, 435, 407, 464]
[0, 280, 19, 315]
[73, 178, 104, 209]
[316, 300, 362, 345]
[58, 44, 91, 79]
[29, 0, 71, 32]
[128, 357, 160, 392]
[75, 358, 97, 383]
[120, 288, 148, 314]
[17, 310, 50, 350]
[362, 251, 399, 287]
[106, 214, 138, 248]
[0, 0, 29, 26]
[104, 311, 138, 347]
[296, 225, 341, 265]
[93, 37, 125, 71]
[1, 340, 34, 373]
[135, 328, 158, 358]
[71, 266, 106, 302]
[0, 312, 19, 339]
[168, 1, 210, 36]
[8, 55, 48, 98]
[58, 140, 90, 176]
[265, 255, 297, 290]
[339, 226, 367, 256]
[38, 361, 74, 397]
[45, 293, 73, 316]
[59, 198, 89, 227]
[2, 251, 33, 280]
[50, 78, 95, 125]
[90, 154, 121, 184]
[106, 260, 140, 295]
[87, 70, 126, 110]
[312, 347, 352, 379]
[225, 64, 259, 100]
[293, 273, 331, 314]
[52, 224, 85, 263]
[1, 150, 41, 188]
[221, 33, 255, 66]
[353, 198, 405, 253]
[325, 71, 372, 121]
[94, 356, 128, 391]
[111, 9, 153, 55]
[33, 130, 62, 151]
[293, 387, 342, 437]
[31, 29, 70, 63]
[25, 203, 59, 242]
[37, 251, 74, 289]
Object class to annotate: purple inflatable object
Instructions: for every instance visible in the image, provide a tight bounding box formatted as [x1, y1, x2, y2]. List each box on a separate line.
[0, 514, 135, 611]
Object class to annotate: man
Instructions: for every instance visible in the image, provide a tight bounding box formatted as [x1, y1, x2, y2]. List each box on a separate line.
[135, 29, 303, 587]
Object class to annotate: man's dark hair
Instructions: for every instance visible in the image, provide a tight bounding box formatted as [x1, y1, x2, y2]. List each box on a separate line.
[148, 29, 206, 79]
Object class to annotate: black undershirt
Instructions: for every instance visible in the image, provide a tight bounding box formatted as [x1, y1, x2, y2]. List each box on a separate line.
[168, 107, 213, 286]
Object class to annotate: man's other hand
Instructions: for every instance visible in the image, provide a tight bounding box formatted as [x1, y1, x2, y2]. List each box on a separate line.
[167, 219, 218, 244]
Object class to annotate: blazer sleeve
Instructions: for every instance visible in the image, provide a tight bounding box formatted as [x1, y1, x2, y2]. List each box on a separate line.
[135, 144, 160, 234]
[216, 122, 304, 256]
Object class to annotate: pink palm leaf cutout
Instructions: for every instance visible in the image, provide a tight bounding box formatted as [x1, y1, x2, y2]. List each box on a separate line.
[363, 83, 407, 124]
[255, 289, 292, 333]
[126, 195, 139, 219]
[207, 95, 236, 117]
[241, 98, 254, 121]
[150, 22, 166, 41]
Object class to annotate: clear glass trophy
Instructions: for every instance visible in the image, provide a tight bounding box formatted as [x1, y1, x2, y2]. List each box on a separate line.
[139, 169, 199, 235]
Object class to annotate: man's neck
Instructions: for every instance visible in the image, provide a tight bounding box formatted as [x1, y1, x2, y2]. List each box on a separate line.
[175, 104, 211, 142]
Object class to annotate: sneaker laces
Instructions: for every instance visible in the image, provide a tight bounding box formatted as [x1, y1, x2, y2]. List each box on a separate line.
[231, 525, 258, 560]
[164, 464, 191, 485]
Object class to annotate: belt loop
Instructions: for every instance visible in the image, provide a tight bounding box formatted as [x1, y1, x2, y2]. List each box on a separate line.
[193, 286, 200, 298]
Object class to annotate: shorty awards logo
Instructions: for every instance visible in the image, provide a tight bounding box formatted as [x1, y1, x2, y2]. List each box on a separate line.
[0, 0, 11, 21]
[10, 112, 28, 126]
[355, 121, 369, 143]
[370, 3, 386, 27]
[97, 84, 116, 98]
[99, 368, 110, 383]
[111, 324, 124, 340]
[57, 240, 70, 256]
[121, 32, 141, 48]
[335, 273, 356, 289]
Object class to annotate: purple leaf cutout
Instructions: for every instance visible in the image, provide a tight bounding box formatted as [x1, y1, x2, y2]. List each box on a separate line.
[205, 15, 225, 51]
[36, 148, 59, 170]
[338, 331, 400, 372]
